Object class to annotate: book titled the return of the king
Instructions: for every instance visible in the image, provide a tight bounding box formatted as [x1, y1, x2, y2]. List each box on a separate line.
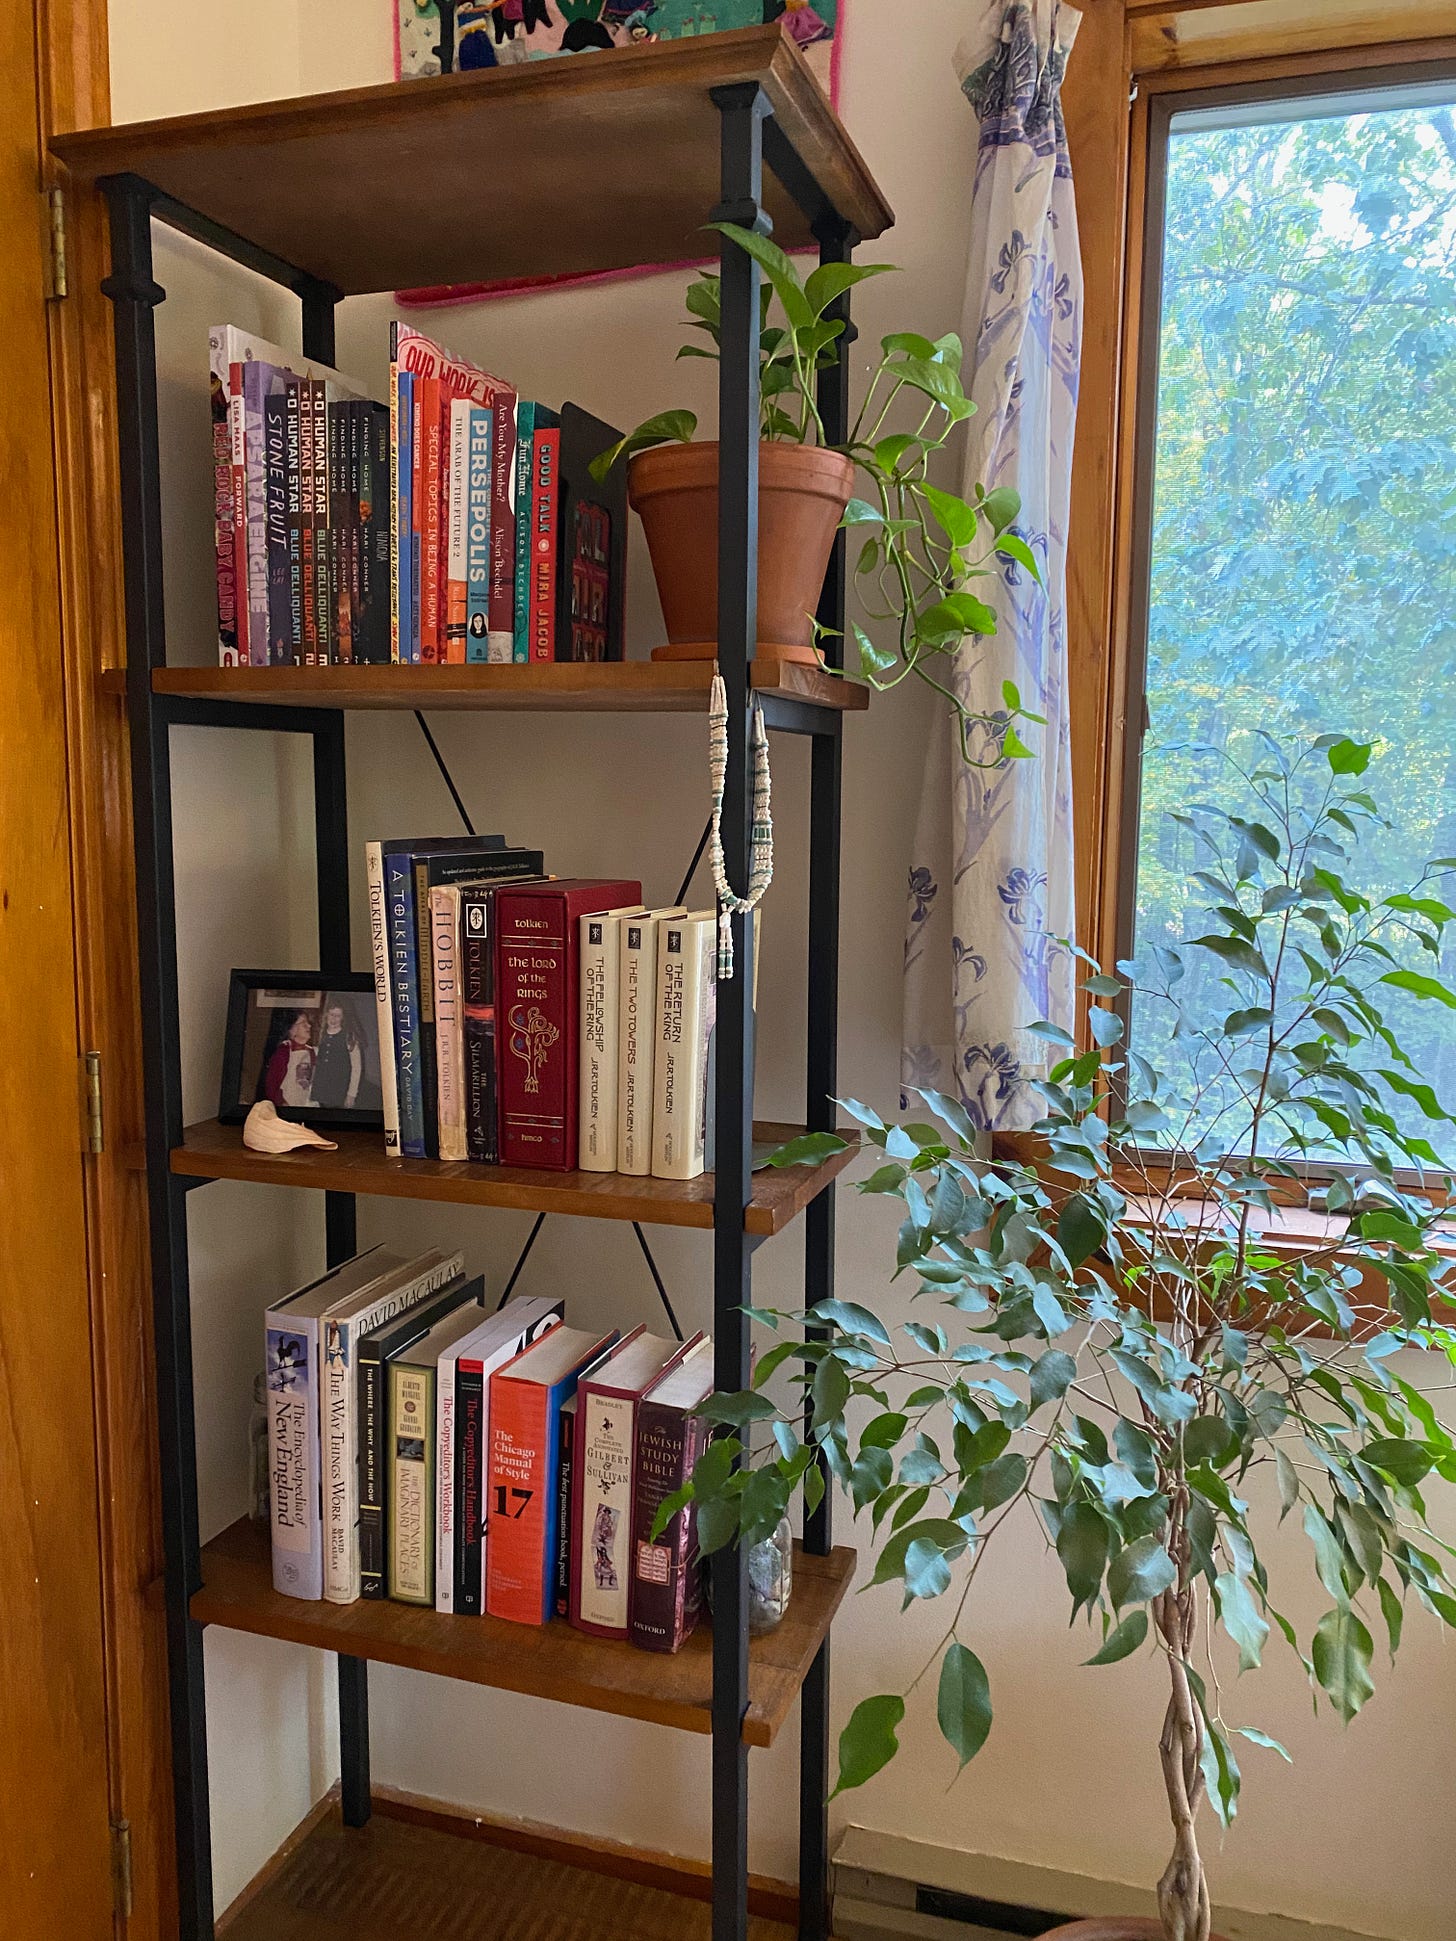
[494, 877, 640, 1171]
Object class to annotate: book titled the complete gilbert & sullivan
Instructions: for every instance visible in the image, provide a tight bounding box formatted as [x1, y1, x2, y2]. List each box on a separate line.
[495, 878, 641, 1171]
[356, 1276, 483, 1601]
[486, 1325, 618, 1626]
[630, 1336, 714, 1652]
[568, 1327, 691, 1640]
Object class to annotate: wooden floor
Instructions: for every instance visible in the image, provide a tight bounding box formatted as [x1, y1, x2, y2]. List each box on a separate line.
[221, 1811, 798, 1940]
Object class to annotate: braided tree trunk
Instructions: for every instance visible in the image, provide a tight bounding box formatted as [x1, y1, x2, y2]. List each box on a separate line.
[1153, 1489, 1211, 1941]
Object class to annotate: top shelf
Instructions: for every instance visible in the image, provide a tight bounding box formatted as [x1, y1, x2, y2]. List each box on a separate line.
[48, 26, 894, 295]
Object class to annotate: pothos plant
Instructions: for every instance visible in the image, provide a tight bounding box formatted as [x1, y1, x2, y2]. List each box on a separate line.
[665, 734, 1456, 1941]
[592, 222, 1046, 766]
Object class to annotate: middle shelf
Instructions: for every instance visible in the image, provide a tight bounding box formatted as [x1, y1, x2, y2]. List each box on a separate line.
[172, 1119, 857, 1235]
[193, 1516, 855, 1747]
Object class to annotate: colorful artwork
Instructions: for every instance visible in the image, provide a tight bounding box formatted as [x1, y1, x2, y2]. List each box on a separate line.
[396, 0, 840, 97]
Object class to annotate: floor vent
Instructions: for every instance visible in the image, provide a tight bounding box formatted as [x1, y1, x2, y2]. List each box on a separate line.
[915, 1886, 1073, 1936]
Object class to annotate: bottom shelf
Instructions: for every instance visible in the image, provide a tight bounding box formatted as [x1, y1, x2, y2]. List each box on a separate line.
[222, 1805, 796, 1939]
[194, 1518, 853, 1748]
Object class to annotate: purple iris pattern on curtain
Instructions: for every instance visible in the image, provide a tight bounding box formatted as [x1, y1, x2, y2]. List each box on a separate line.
[901, 0, 1082, 1130]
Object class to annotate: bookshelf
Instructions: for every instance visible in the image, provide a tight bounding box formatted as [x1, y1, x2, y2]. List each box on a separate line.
[54, 25, 892, 1941]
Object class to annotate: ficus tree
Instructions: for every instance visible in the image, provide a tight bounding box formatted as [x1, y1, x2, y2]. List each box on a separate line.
[665, 734, 1456, 1941]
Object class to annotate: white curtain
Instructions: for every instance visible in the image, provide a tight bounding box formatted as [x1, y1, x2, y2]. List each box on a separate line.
[901, 0, 1082, 1130]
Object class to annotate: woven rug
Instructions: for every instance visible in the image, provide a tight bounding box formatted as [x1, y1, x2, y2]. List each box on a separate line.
[223, 1811, 797, 1941]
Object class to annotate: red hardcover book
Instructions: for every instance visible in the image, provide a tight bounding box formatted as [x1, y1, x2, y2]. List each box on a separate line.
[567, 1328, 692, 1640]
[529, 427, 560, 664]
[486, 1326, 617, 1626]
[495, 878, 641, 1171]
[420, 377, 443, 663]
[629, 1337, 713, 1652]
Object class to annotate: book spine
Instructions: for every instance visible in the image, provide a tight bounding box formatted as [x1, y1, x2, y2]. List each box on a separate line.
[410, 384, 424, 664]
[486, 1380, 553, 1625]
[363, 405, 390, 664]
[432, 887, 467, 1163]
[365, 842, 401, 1155]
[460, 886, 498, 1165]
[348, 401, 364, 661]
[530, 428, 560, 664]
[389, 1359, 434, 1605]
[389, 341, 400, 664]
[578, 911, 619, 1173]
[629, 1400, 707, 1652]
[435, 1351, 458, 1615]
[570, 1388, 636, 1637]
[286, 381, 305, 664]
[210, 333, 238, 665]
[511, 405, 535, 665]
[230, 361, 253, 665]
[242, 363, 270, 667]
[495, 891, 574, 1171]
[267, 1315, 321, 1600]
[264, 389, 292, 667]
[445, 398, 470, 665]
[299, 377, 319, 666]
[387, 852, 426, 1158]
[652, 919, 715, 1182]
[414, 859, 441, 1161]
[486, 386, 518, 663]
[554, 1398, 576, 1618]
[420, 378, 443, 663]
[456, 1361, 486, 1616]
[358, 1343, 387, 1597]
[331, 401, 351, 664]
[314, 380, 332, 663]
[397, 369, 414, 663]
[618, 920, 656, 1177]
[464, 407, 492, 663]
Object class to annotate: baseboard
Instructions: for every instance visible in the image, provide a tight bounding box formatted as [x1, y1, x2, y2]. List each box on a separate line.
[834, 1826, 1394, 1941]
[215, 1786, 342, 1933]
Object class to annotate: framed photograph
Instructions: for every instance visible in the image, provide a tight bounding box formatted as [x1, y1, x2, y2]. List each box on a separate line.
[220, 971, 384, 1130]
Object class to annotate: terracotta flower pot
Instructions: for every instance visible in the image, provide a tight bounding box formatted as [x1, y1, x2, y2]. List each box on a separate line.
[630, 440, 856, 667]
[1041, 1922, 1229, 1940]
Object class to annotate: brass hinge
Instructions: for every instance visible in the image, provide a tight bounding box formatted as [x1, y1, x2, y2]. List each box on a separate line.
[84, 1049, 104, 1154]
[111, 1819, 133, 1922]
[46, 187, 68, 301]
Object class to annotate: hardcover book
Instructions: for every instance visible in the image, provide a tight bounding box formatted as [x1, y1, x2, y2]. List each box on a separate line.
[529, 426, 562, 664]
[439, 1294, 564, 1617]
[241, 361, 274, 665]
[578, 904, 648, 1174]
[555, 403, 627, 663]
[512, 403, 558, 663]
[630, 1338, 714, 1652]
[568, 1327, 691, 1639]
[321, 1247, 465, 1604]
[420, 375, 443, 663]
[388, 1299, 497, 1606]
[458, 877, 551, 1165]
[651, 911, 718, 1182]
[487, 1326, 618, 1626]
[431, 885, 467, 1163]
[265, 1245, 391, 1601]
[357, 1276, 484, 1600]
[445, 396, 471, 664]
[464, 405, 492, 662]
[617, 908, 685, 1178]
[554, 1393, 578, 1618]
[495, 878, 642, 1171]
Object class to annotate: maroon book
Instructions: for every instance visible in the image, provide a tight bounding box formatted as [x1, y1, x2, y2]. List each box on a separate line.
[629, 1338, 713, 1653]
[495, 878, 640, 1170]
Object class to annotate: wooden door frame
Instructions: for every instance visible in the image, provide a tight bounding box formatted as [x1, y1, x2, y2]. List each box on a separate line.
[36, 0, 177, 1933]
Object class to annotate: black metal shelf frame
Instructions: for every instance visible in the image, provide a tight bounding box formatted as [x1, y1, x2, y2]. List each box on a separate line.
[99, 75, 855, 1941]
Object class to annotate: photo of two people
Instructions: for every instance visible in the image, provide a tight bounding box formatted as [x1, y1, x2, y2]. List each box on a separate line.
[222, 973, 384, 1128]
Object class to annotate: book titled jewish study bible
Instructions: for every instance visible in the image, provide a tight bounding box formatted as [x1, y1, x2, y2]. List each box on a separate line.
[568, 1327, 693, 1639]
[630, 1337, 714, 1652]
[486, 1326, 618, 1625]
[495, 878, 640, 1170]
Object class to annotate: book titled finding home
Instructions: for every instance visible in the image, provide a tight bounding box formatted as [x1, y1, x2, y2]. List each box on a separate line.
[568, 1327, 691, 1640]
[495, 878, 641, 1171]
[630, 1337, 713, 1652]
[486, 1325, 618, 1626]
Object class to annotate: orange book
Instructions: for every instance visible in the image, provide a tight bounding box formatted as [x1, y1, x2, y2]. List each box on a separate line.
[420, 376, 443, 662]
[486, 1326, 617, 1625]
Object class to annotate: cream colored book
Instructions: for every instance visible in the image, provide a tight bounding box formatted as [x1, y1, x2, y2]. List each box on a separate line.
[616, 907, 684, 1177]
[578, 905, 648, 1174]
[650, 911, 717, 1181]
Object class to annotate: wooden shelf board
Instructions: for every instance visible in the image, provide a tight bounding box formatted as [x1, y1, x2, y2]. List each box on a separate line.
[171, 1120, 857, 1237]
[117, 659, 868, 715]
[49, 26, 892, 295]
[194, 1517, 854, 1750]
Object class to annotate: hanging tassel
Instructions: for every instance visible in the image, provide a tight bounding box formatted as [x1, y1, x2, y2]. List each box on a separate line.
[708, 668, 774, 980]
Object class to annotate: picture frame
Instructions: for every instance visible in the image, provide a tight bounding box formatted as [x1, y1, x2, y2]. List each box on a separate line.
[219, 971, 385, 1131]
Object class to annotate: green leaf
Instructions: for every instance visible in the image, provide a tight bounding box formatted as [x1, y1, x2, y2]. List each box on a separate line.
[1084, 1609, 1149, 1666]
[833, 1693, 906, 1796]
[981, 485, 1020, 534]
[1029, 1348, 1077, 1411]
[977, 1452, 1028, 1512]
[802, 258, 895, 320]
[937, 1643, 993, 1768]
[995, 532, 1044, 584]
[881, 331, 938, 361]
[1058, 1193, 1107, 1268]
[1200, 1720, 1242, 1828]
[697, 1389, 779, 1427]
[1216, 1572, 1269, 1671]
[1107, 1536, 1177, 1609]
[590, 409, 698, 483]
[1361, 1438, 1435, 1485]
[922, 482, 980, 549]
[854, 623, 897, 680]
[696, 1494, 739, 1556]
[1327, 738, 1373, 776]
[1056, 1503, 1109, 1612]
[1302, 1503, 1351, 1605]
[1377, 1577, 1404, 1660]
[811, 1300, 893, 1348]
[650, 1480, 695, 1542]
[1312, 1608, 1376, 1722]
[812, 1355, 852, 1426]
[841, 497, 885, 527]
[918, 592, 998, 643]
[903, 1536, 953, 1602]
[1234, 1726, 1292, 1761]
[861, 1411, 909, 1450]
[1380, 969, 1456, 1010]
[767, 1130, 849, 1168]
[709, 221, 812, 330]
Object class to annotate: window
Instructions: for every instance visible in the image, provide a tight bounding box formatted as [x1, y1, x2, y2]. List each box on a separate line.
[1123, 72, 1456, 1146]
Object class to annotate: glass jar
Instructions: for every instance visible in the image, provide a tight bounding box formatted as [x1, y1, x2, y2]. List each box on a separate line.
[746, 1515, 793, 1635]
[248, 1372, 270, 1531]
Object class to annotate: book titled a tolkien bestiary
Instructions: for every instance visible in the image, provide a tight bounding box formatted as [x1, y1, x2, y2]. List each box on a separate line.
[494, 878, 640, 1171]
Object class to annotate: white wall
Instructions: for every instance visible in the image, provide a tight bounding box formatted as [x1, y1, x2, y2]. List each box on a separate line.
[108, 5, 1455, 1935]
